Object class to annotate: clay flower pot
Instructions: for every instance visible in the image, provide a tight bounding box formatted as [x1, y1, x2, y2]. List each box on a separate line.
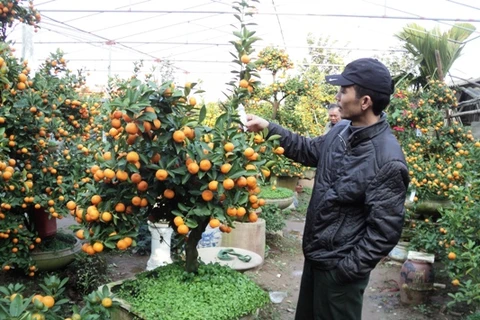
[31, 234, 82, 271]
[264, 197, 294, 210]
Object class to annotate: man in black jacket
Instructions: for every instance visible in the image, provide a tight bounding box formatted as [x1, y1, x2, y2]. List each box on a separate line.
[246, 58, 409, 320]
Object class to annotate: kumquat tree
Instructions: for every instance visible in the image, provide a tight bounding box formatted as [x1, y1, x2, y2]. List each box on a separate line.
[0, 4, 102, 275]
[0, 0, 41, 42]
[71, 0, 284, 274]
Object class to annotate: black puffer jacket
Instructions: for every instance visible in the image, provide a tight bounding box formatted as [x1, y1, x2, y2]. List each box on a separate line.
[268, 114, 409, 283]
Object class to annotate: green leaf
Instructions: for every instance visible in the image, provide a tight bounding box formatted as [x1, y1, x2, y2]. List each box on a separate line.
[233, 30, 243, 39]
[199, 105, 206, 124]
[136, 112, 158, 122]
[181, 172, 191, 185]
[178, 203, 189, 212]
[192, 208, 210, 217]
[104, 241, 115, 249]
[267, 134, 282, 141]
[229, 170, 249, 180]
[185, 219, 199, 228]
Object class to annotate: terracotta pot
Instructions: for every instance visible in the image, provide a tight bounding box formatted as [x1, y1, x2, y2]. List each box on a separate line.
[303, 169, 316, 180]
[30, 207, 57, 238]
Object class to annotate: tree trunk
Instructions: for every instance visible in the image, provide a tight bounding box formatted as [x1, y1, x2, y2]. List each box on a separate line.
[185, 219, 209, 273]
[271, 71, 279, 120]
[272, 100, 280, 120]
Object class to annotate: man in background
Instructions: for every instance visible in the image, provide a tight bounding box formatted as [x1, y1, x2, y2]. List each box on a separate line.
[324, 103, 341, 134]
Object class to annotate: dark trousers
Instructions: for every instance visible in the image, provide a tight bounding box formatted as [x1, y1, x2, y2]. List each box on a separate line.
[294, 259, 370, 320]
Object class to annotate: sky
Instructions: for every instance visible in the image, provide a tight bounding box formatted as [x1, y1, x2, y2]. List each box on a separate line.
[8, 0, 480, 102]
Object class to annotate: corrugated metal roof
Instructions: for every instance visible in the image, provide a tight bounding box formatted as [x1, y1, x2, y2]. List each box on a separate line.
[461, 87, 480, 98]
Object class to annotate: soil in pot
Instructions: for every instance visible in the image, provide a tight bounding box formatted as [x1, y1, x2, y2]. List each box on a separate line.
[31, 232, 82, 271]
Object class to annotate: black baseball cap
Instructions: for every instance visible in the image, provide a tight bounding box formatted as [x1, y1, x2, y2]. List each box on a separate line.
[325, 58, 394, 95]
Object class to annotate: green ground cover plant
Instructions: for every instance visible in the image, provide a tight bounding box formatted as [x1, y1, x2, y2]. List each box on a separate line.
[258, 186, 293, 199]
[113, 262, 269, 320]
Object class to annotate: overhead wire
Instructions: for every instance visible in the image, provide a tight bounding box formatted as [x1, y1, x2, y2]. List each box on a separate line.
[38, 14, 189, 72]
[28, 2, 480, 81]
[362, 0, 480, 37]
[112, 13, 223, 42]
[36, 20, 111, 54]
[35, 9, 480, 23]
[34, 5, 480, 65]
[88, 1, 216, 34]
[271, 0, 286, 49]
[37, 4, 230, 73]
[38, 2, 226, 61]
[39, 20, 120, 56]
[138, 11, 257, 57]
[62, 0, 154, 24]
[19, 40, 406, 52]
[445, 0, 480, 11]
[143, 14, 256, 56]
[31, 2, 239, 75]
[35, 0, 58, 6]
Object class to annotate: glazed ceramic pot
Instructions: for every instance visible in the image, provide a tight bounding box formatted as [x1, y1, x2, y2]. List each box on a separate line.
[146, 221, 173, 271]
[399, 254, 435, 305]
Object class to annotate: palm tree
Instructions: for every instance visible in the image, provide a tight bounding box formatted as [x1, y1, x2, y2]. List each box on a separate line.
[395, 23, 476, 88]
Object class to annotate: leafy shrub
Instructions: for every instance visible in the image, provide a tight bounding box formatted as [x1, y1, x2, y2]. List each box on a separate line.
[261, 204, 286, 233]
[67, 254, 109, 296]
[466, 312, 480, 320]
[131, 222, 151, 256]
[114, 262, 270, 320]
[303, 186, 313, 196]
